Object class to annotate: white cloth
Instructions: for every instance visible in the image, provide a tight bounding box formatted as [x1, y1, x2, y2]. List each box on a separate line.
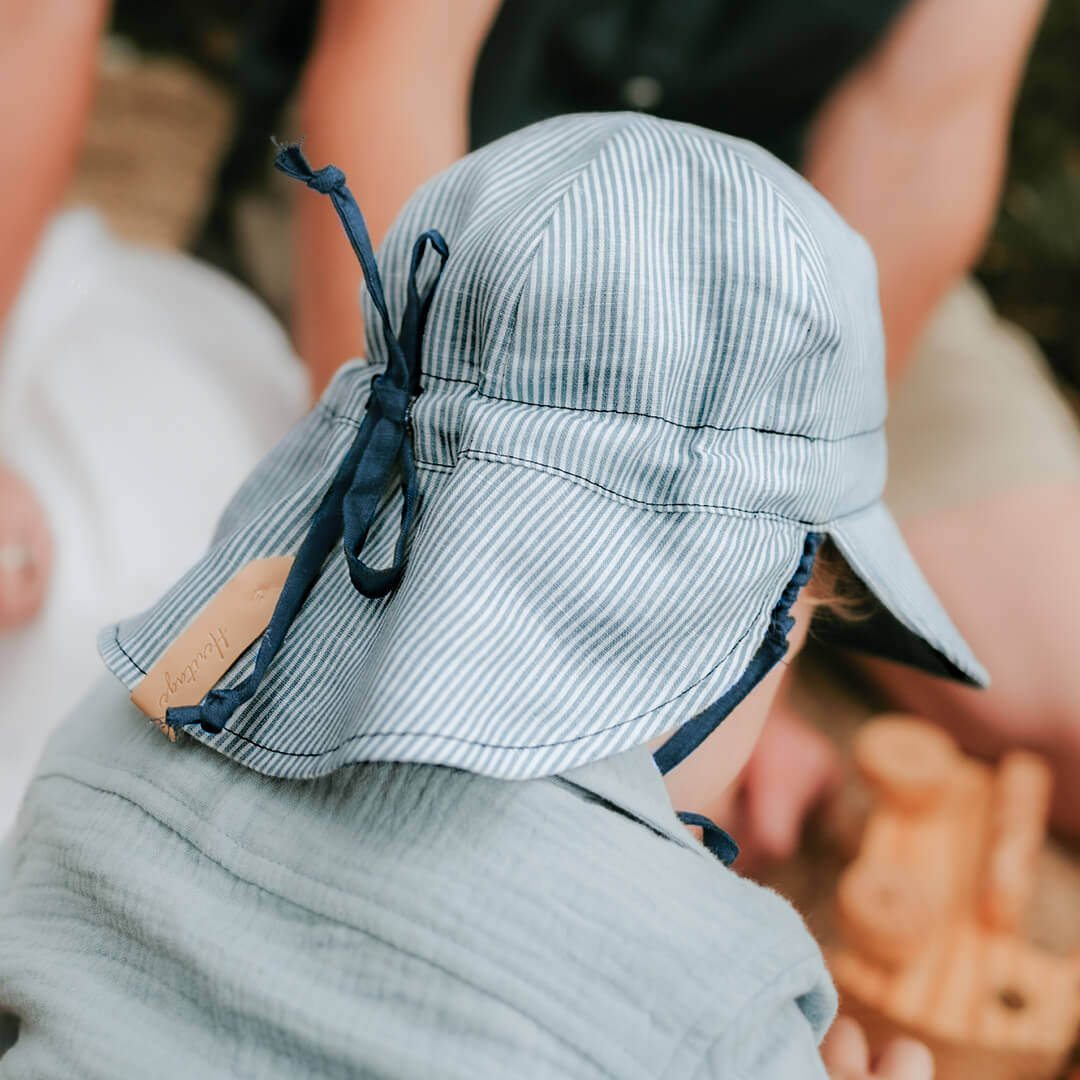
[0, 209, 307, 832]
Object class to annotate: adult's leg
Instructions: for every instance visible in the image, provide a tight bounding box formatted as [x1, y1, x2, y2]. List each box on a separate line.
[868, 280, 1080, 831]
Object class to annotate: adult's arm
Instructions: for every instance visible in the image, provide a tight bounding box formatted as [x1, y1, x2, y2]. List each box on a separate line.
[0, 0, 108, 329]
[802, 0, 1047, 379]
[295, 0, 502, 398]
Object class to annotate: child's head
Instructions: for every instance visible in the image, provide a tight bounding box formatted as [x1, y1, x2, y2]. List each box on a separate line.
[105, 113, 985, 818]
[366, 110, 985, 779]
[654, 540, 868, 816]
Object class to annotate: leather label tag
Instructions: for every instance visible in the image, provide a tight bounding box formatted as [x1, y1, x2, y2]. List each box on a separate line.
[130, 556, 294, 732]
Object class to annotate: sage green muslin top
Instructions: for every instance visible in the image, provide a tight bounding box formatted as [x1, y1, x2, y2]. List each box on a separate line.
[0, 676, 834, 1078]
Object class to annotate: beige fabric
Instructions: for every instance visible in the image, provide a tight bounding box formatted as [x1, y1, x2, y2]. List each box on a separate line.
[885, 278, 1080, 520]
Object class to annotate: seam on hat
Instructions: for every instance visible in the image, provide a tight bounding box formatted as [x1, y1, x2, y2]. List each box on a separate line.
[271, 405, 883, 521]
[206, 558, 782, 761]
[111, 627, 148, 676]
[315, 372, 886, 446]
[454, 448, 821, 523]
[436, 451, 883, 526]
[413, 372, 885, 444]
[312, 403, 876, 522]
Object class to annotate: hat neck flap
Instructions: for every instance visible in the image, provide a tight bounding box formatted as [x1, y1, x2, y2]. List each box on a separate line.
[652, 532, 821, 773]
[165, 147, 448, 736]
[651, 531, 820, 864]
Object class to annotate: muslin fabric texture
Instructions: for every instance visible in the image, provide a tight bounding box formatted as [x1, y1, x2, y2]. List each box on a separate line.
[0, 675, 834, 1079]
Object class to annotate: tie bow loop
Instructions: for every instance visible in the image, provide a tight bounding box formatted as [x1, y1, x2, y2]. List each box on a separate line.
[166, 144, 448, 736]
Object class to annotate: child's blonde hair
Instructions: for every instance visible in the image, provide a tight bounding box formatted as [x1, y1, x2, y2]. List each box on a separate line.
[806, 540, 873, 623]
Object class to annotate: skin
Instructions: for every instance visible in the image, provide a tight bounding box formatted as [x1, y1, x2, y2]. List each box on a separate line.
[0, 0, 108, 630]
[712, 687, 840, 865]
[0, 465, 52, 632]
[821, 1017, 935, 1080]
[803, 0, 1048, 378]
[654, 595, 817, 824]
[294, 0, 503, 392]
[658, 595, 933, 1080]
[0, 0, 108, 328]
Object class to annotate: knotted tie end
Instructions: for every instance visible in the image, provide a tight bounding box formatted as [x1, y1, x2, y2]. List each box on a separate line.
[271, 140, 345, 194]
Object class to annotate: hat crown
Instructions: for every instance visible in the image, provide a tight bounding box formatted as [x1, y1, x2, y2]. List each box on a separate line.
[99, 121, 982, 788]
[367, 112, 885, 446]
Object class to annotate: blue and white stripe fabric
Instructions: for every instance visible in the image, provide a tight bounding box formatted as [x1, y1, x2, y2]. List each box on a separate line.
[99, 112, 986, 781]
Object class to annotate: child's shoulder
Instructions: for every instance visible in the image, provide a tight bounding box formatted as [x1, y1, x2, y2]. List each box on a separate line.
[529, 748, 839, 1073]
[10, 676, 835, 1078]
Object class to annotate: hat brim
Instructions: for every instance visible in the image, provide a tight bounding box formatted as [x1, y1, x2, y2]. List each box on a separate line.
[102, 422, 986, 785]
[105, 450, 826, 780]
[817, 500, 988, 687]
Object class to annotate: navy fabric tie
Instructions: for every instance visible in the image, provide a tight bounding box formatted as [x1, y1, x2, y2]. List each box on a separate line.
[676, 811, 739, 866]
[166, 143, 448, 736]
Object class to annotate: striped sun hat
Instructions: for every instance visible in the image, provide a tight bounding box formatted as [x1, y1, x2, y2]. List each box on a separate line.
[100, 113, 986, 783]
